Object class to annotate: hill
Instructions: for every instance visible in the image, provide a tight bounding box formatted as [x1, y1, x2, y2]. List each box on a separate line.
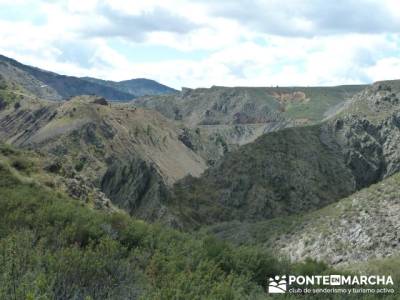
[0, 92, 207, 222]
[135, 85, 365, 126]
[2, 74, 399, 230]
[0, 54, 175, 101]
[2, 64, 399, 233]
[134, 85, 366, 159]
[167, 80, 400, 227]
[81, 77, 177, 97]
[206, 171, 400, 267]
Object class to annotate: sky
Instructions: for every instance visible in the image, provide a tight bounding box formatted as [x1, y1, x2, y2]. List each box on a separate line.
[0, 0, 400, 89]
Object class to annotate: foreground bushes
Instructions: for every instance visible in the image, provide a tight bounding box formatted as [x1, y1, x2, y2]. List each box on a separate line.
[1, 147, 398, 299]
[0, 164, 289, 299]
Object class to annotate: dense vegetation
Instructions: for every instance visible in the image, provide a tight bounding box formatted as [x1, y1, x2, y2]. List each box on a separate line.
[1, 144, 398, 299]
[169, 124, 355, 227]
[0, 74, 22, 109]
[0, 144, 332, 299]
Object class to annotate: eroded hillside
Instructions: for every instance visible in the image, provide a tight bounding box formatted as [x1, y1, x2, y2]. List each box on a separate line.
[0, 93, 206, 222]
[207, 172, 400, 267]
[135, 85, 365, 163]
[135, 85, 365, 126]
[167, 80, 400, 227]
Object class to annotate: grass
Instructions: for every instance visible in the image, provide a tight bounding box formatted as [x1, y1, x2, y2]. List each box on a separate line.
[281, 86, 365, 122]
[136, 85, 366, 126]
[0, 80, 23, 107]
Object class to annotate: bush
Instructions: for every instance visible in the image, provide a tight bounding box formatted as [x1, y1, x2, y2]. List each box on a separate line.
[293, 257, 330, 276]
[1, 147, 378, 299]
[11, 157, 34, 173]
[0, 144, 16, 156]
[0, 163, 274, 299]
[0, 98, 6, 110]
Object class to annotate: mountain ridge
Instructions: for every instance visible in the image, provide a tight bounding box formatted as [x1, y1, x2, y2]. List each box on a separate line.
[165, 80, 400, 228]
[0, 54, 175, 101]
[81, 76, 177, 97]
[0, 93, 206, 223]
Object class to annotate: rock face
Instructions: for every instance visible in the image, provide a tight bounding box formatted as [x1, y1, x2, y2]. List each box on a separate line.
[101, 158, 165, 217]
[0, 98, 59, 146]
[101, 158, 179, 224]
[92, 97, 108, 106]
[134, 84, 365, 163]
[170, 124, 357, 226]
[274, 172, 400, 266]
[61, 175, 114, 210]
[333, 82, 400, 189]
[135, 85, 365, 126]
[0, 95, 207, 221]
[206, 172, 400, 267]
[167, 80, 400, 228]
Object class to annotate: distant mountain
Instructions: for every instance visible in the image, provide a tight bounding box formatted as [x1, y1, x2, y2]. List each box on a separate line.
[81, 77, 177, 97]
[0, 54, 175, 101]
[135, 84, 366, 165]
[135, 85, 366, 126]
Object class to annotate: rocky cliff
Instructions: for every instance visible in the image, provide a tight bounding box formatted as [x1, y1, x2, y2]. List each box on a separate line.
[135, 85, 365, 126]
[167, 80, 400, 228]
[135, 84, 365, 163]
[0, 94, 206, 222]
[207, 171, 400, 267]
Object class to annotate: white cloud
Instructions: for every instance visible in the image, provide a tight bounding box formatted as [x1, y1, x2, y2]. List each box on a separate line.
[198, 0, 400, 37]
[366, 57, 400, 82]
[0, 0, 399, 89]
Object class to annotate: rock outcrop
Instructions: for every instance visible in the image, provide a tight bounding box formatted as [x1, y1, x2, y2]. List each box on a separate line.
[275, 172, 400, 266]
[167, 80, 400, 228]
[206, 172, 400, 266]
[135, 84, 365, 163]
[0, 95, 207, 221]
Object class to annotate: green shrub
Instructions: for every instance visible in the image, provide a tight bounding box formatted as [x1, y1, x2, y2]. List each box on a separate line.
[293, 257, 330, 276]
[1, 146, 393, 299]
[0, 162, 275, 299]
[0, 143, 16, 156]
[11, 157, 34, 173]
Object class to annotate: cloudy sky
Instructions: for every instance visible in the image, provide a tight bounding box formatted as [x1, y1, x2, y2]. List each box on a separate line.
[1, 0, 399, 89]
